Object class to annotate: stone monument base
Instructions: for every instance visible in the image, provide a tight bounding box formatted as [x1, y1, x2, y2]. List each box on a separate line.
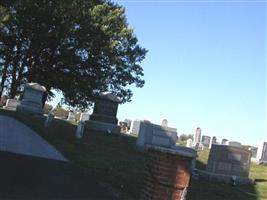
[197, 170, 254, 185]
[17, 102, 43, 115]
[86, 120, 121, 134]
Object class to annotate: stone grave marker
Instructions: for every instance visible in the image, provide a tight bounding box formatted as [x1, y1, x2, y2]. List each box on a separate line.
[67, 110, 76, 121]
[227, 141, 242, 147]
[135, 121, 178, 149]
[206, 144, 251, 178]
[80, 113, 90, 122]
[209, 136, 217, 149]
[256, 141, 267, 164]
[3, 99, 20, 111]
[17, 83, 46, 115]
[161, 119, 168, 127]
[76, 121, 86, 139]
[201, 135, 211, 147]
[44, 112, 54, 127]
[86, 92, 121, 134]
[186, 138, 193, 148]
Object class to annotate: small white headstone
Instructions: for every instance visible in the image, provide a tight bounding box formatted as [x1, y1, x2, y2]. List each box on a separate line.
[80, 113, 90, 122]
[3, 99, 20, 111]
[186, 138, 193, 148]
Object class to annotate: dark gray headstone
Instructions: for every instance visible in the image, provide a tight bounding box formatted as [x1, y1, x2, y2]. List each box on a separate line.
[201, 135, 211, 147]
[16, 83, 46, 115]
[86, 92, 121, 134]
[206, 144, 251, 177]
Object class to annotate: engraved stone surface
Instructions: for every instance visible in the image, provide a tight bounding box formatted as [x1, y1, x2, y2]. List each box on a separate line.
[206, 144, 251, 177]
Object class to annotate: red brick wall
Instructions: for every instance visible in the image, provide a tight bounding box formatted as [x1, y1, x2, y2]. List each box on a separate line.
[141, 147, 193, 200]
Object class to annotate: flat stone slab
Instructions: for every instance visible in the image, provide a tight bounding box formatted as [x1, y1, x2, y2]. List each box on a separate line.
[0, 115, 67, 161]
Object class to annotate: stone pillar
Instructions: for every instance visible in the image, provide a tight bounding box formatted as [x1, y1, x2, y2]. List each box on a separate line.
[141, 145, 196, 200]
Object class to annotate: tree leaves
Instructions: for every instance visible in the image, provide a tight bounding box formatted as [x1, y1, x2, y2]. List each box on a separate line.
[0, 0, 147, 109]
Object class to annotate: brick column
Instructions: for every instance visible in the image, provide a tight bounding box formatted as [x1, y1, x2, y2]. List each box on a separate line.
[141, 146, 195, 200]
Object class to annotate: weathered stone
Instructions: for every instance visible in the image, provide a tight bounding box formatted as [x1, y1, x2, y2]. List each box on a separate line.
[86, 92, 121, 134]
[17, 83, 46, 115]
[3, 99, 20, 111]
[135, 120, 178, 149]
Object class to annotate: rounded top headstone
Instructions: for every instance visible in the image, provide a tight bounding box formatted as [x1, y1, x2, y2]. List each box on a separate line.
[26, 83, 46, 92]
[161, 119, 168, 127]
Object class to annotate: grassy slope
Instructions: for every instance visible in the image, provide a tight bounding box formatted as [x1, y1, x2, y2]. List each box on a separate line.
[1, 109, 266, 200]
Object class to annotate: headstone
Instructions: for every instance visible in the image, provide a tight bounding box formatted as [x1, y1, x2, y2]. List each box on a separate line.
[227, 141, 242, 147]
[136, 121, 178, 149]
[186, 138, 193, 148]
[221, 138, 228, 145]
[129, 120, 141, 135]
[86, 92, 121, 134]
[206, 144, 251, 178]
[194, 127, 201, 143]
[256, 141, 267, 164]
[3, 99, 20, 111]
[44, 112, 54, 127]
[17, 83, 46, 115]
[249, 146, 257, 158]
[67, 110, 76, 121]
[161, 119, 168, 127]
[76, 121, 86, 139]
[201, 135, 211, 147]
[80, 113, 90, 122]
[209, 136, 217, 149]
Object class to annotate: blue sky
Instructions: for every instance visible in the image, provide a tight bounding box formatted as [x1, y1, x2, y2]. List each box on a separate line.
[113, 0, 266, 146]
[50, 1, 266, 146]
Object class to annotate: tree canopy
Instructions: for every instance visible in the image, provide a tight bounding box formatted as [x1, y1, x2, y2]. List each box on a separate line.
[0, 0, 147, 108]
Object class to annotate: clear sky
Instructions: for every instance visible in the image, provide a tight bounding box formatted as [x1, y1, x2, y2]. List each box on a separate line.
[50, 0, 266, 147]
[113, 0, 266, 146]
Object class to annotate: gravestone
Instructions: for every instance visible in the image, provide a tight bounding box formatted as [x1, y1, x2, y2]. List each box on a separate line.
[221, 138, 228, 145]
[86, 92, 121, 134]
[79, 113, 90, 122]
[3, 99, 20, 111]
[17, 83, 46, 115]
[206, 144, 251, 178]
[194, 127, 201, 143]
[249, 146, 257, 158]
[76, 121, 86, 139]
[129, 120, 141, 135]
[201, 135, 211, 147]
[135, 121, 178, 149]
[44, 112, 54, 127]
[227, 141, 242, 147]
[186, 138, 193, 148]
[67, 110, 76, 121]
[161, 119, 168, 127]
[256, 141, 267, 164]
[209, 136, 217, 149]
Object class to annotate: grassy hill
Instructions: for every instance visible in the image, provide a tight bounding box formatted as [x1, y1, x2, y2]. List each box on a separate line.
[1, 109, 266, 200]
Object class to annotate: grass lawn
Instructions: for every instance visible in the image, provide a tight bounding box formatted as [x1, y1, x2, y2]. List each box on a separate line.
[1, 109, 266, 200]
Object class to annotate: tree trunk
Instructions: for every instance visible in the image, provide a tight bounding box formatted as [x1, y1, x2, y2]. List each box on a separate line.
[0, 64, 8, 97]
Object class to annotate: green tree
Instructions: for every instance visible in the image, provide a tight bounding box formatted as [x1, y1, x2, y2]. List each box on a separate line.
[0, 1, 147, 108]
